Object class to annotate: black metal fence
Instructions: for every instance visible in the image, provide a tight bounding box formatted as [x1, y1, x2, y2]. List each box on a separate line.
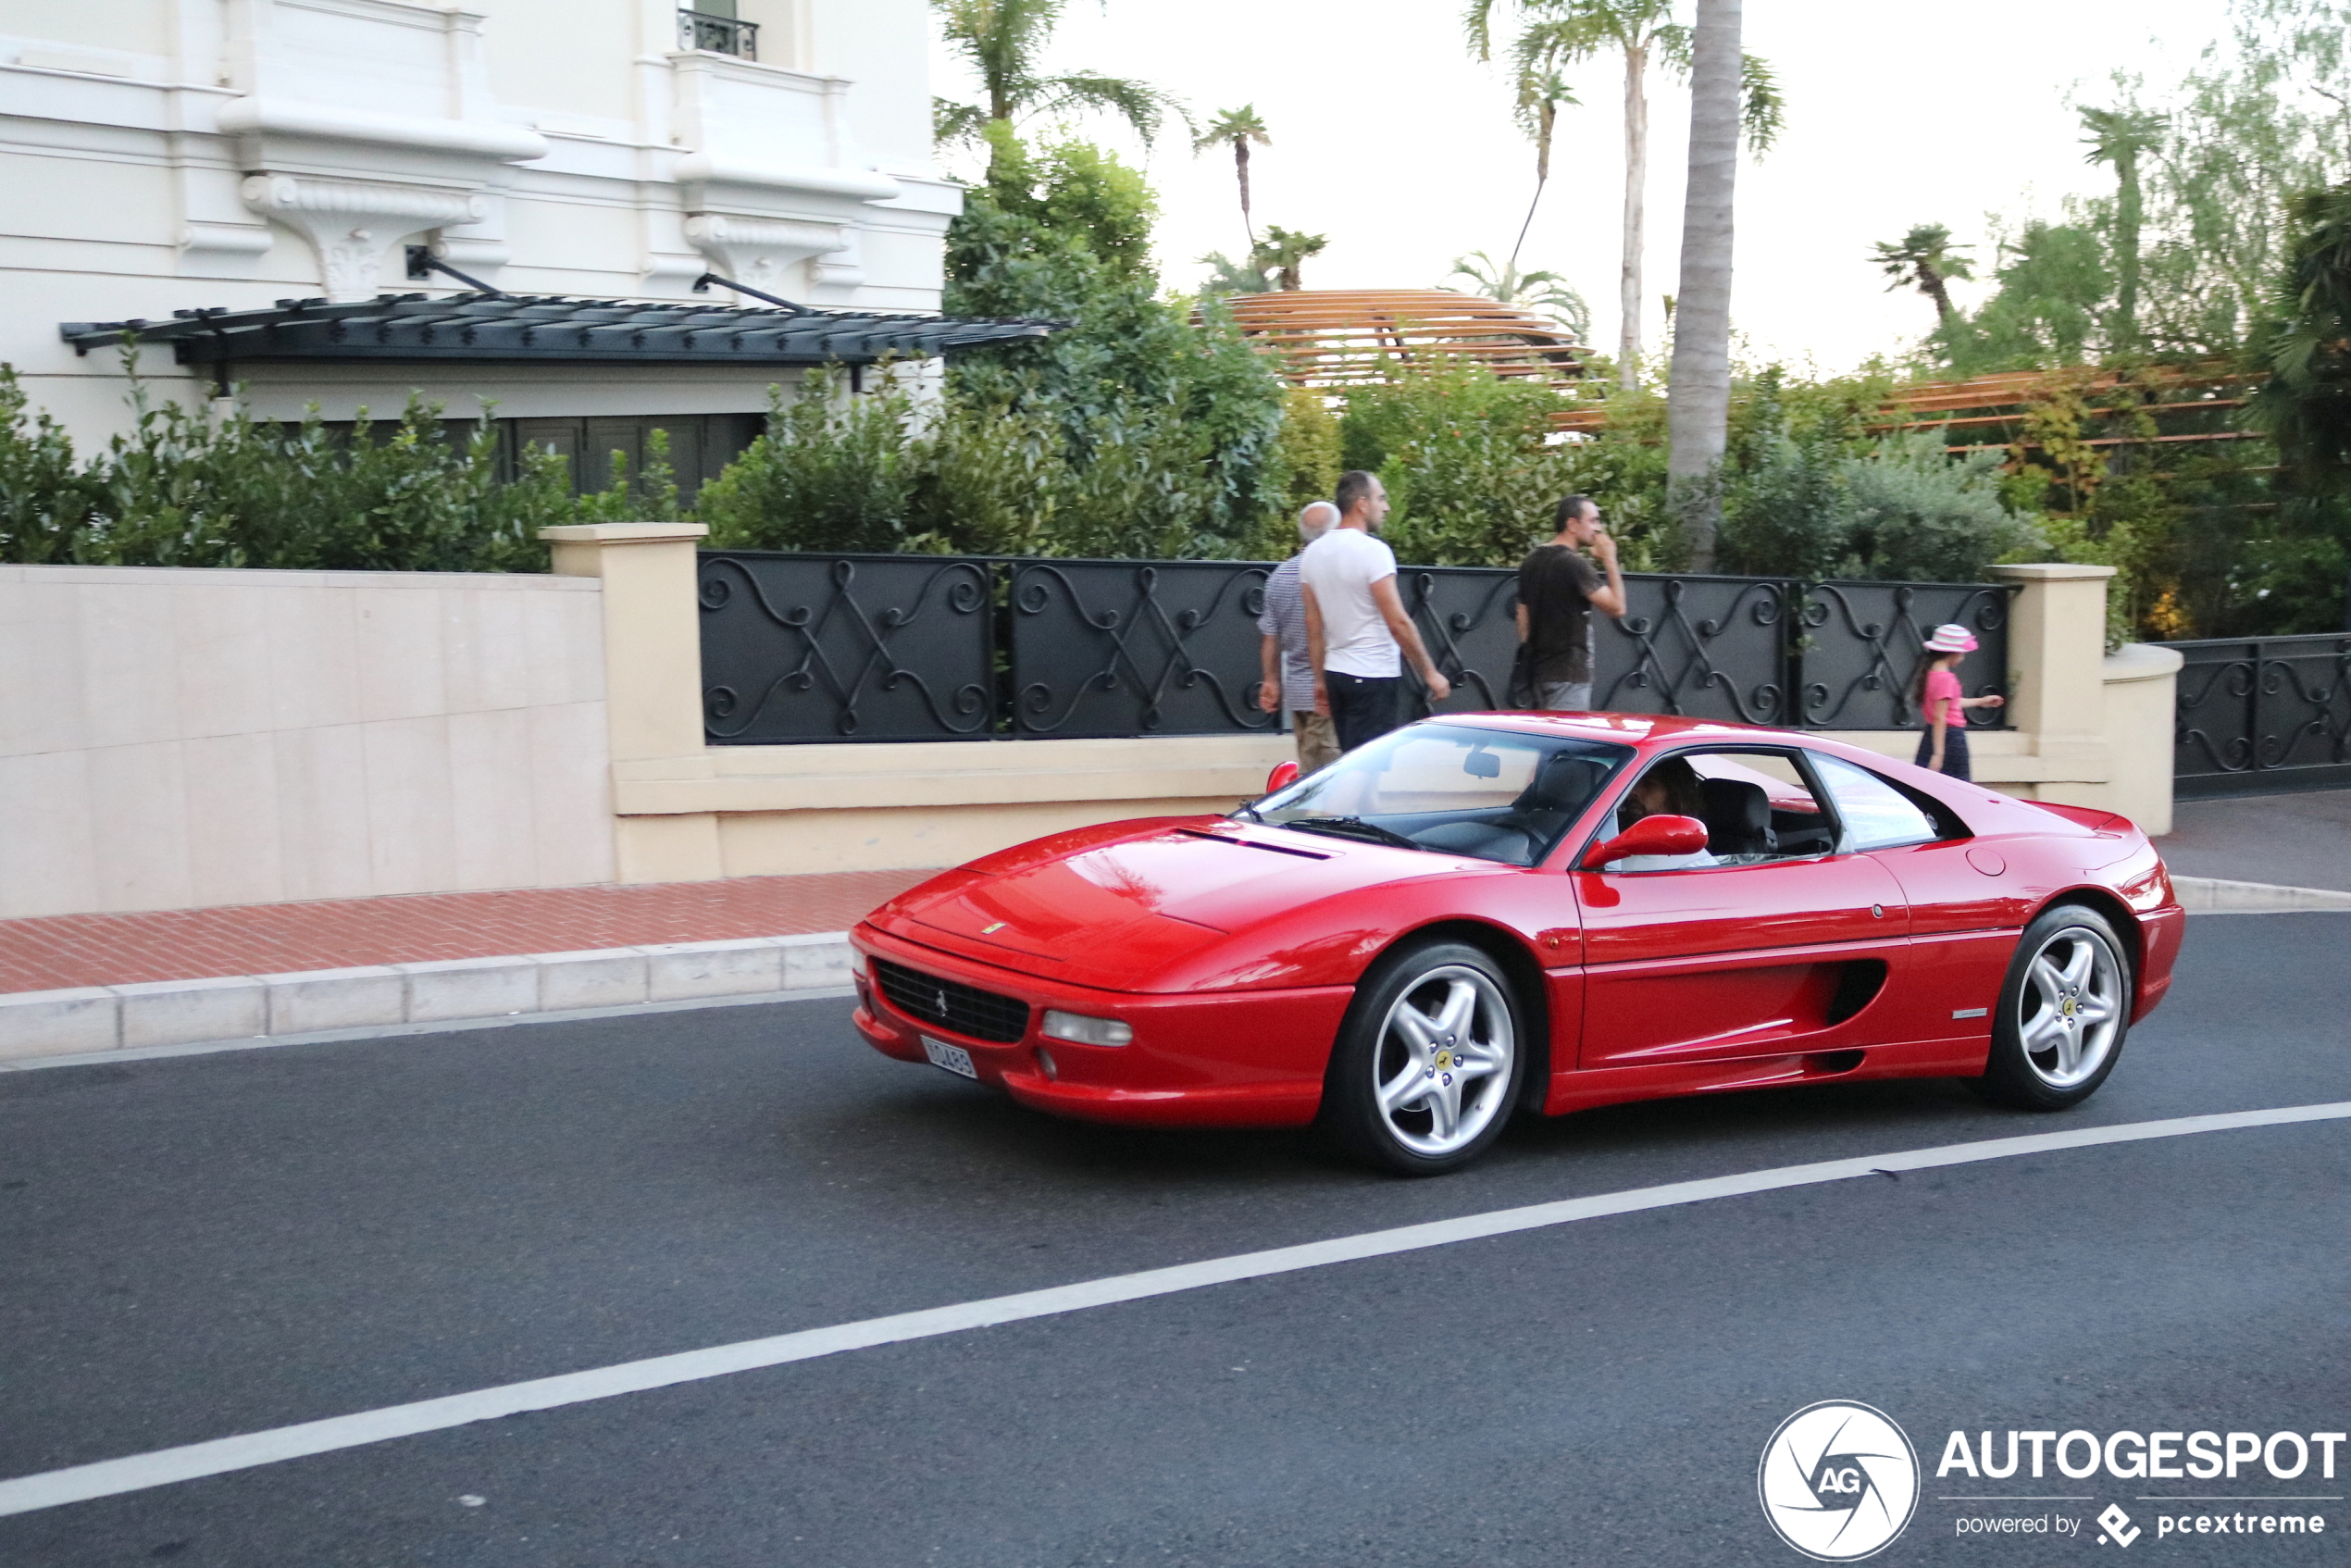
[698, 549, 2015, 744]
[2171, 634, 2351, 796]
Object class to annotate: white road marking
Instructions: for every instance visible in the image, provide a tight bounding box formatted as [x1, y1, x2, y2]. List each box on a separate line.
[1, 1101, 2344, 1519]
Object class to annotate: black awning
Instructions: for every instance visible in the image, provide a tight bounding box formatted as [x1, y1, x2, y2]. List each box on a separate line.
[59, 291, 1063, 368]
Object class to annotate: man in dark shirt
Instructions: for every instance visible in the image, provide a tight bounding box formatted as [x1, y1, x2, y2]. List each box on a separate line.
[1515, 494, 1626, 710]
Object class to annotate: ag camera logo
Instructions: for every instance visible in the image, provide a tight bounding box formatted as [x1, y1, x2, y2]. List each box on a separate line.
[1760, 1400, 1921, 1561]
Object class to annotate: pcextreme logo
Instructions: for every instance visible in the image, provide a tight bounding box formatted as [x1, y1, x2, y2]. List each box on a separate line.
[1759, 1400, 1922, 1562]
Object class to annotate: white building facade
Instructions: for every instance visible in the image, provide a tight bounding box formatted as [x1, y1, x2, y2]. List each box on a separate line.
[0, 0, 982, 487]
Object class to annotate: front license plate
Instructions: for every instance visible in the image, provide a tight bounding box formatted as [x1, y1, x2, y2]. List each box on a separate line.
[921, 1035, 977, 1079]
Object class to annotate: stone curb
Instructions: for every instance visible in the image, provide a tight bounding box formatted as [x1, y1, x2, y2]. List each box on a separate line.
[2171, 877, 2351, 914]
[0, 933, 854, 1063]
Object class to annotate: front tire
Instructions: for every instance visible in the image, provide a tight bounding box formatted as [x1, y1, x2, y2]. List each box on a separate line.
[1971, 902, 2132, 1110]
[1321, 940, 1524, 1176]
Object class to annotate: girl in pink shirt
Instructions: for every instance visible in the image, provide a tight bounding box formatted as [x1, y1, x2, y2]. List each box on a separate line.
[1913, 623, 2005, 779]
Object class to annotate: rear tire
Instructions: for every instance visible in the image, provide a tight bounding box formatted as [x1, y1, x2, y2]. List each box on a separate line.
[1321, 940, 1524, 1176]
[1970, 902, 2132, 1111]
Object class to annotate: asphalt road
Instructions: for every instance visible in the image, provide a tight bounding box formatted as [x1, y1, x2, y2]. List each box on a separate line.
[2161, 788, 2351, 893]
[1, 914, 2345, 1567]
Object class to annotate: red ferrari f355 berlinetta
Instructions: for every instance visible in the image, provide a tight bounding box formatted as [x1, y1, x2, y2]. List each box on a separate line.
[851, 714, 2183, 1175]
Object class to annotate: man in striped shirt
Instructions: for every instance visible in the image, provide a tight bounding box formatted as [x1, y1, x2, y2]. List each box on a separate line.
[1257, 501, 1342, 772]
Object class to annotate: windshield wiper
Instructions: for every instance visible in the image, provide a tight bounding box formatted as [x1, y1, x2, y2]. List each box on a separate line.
[1276, 815, 1424, 851]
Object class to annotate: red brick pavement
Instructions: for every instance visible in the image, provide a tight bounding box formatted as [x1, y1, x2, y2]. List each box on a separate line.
[0, 870, 938, 994]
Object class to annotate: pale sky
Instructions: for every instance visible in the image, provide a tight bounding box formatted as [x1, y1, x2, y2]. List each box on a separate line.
[930, 0, 2239, 374]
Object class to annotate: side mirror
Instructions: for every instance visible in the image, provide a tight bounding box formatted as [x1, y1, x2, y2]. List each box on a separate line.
[1581, 814, 1708, 870]
[1264, 760, 1300, 795]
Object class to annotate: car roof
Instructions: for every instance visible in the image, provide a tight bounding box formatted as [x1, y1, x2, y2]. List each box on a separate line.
[1425, 710, 2066, 836]
[1429, 710, 1791, 749]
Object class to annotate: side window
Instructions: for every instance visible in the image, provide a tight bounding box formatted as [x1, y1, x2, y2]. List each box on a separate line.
[1810, 754, 1940, 851]
[1604, 749, 1835, 870]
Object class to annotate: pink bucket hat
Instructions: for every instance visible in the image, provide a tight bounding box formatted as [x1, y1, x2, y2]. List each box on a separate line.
[1923, 623, 1978, 654]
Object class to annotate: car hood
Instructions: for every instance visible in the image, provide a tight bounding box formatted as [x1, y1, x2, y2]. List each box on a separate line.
[868, 818, 1470, 989]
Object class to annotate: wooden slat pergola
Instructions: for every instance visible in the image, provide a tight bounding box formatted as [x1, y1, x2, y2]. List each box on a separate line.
[1549, 362, 2263, 454]
[1872, 363, 2260, 454]
[1212, 289, 1588, 391]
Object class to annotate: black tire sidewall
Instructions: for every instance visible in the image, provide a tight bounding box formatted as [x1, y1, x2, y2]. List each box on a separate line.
[1321, 940, 1526, 1176]
[1980, 902, 2133, 1111]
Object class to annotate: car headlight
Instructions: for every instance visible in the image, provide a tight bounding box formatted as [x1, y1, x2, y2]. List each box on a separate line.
[1041, 1009, 1132, 1047]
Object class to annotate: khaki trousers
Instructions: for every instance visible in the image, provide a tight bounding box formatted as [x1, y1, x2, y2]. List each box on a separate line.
[1291, 711, 1342, 773]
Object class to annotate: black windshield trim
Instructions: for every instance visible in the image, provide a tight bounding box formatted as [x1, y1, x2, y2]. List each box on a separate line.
[1276, 816, 1426, 851]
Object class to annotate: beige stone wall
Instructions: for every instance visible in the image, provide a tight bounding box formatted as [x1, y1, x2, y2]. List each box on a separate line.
[636, 734, 1299, 878]
[2096, 642, 2184, 837]
[0, 564, 615, 919]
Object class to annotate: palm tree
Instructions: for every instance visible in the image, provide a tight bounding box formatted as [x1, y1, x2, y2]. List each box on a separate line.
[1253, 226, 1328, 292]
[1664, 0, 1742, 569]
[2250, 182, 2351, 502]
[931, 0, 1185, 173]
[1506, 70, 1577, 275]
[1468, 0, 1784, 391]
[1449, 251, 1593, 342]
[1199, 250, 1271, 295]
[1872, 223, 1975, 328]
[1193, 105, 1272, 248]
[2080, 104, 2168, 348]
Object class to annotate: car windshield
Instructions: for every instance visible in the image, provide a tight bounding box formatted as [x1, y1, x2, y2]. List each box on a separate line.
[1242, 723, 1634, 866]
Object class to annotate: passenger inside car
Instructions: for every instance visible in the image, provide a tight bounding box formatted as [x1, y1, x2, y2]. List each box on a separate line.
[1609, 756, 1721, 870]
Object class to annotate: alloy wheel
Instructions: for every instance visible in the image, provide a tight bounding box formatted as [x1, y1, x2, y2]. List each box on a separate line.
[1372, 964, 1516, 1156]
[2015, 922, 2125, 1089]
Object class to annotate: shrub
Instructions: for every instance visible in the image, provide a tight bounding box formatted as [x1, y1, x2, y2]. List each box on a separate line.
[944, 126, 1287, 554]
[0, 367, 91, 565]
[1722, 428, 2047, 585]
[1837, 434, 2048, 581]
[1274, 384, 1341, 515]
[909, 397, 1063, 555]
[0, 358, 572, 572]
[696, 371, 921, 553]
[1719, 435, 1847, 579]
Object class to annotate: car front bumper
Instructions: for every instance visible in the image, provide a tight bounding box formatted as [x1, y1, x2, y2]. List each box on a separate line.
[848, 923, 1350, 1128]
[2132, 902, 2187, 1022]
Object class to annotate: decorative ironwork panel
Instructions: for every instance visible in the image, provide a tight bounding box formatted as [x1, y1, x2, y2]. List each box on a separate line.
[1398, 566, 1521, 717]
[698, 549, 2033, 744]
[1009, 559, 1280, 737]
[2172, 634, 2351, 795]
[1798, 581, 2012, 730]
[1596, 575, 1797, 724]
[699, 552, 997, 743]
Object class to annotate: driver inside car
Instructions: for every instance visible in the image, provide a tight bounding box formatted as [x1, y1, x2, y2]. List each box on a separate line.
[1608, 755, 1720, 872]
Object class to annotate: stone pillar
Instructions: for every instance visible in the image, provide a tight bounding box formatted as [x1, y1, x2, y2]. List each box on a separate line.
[1989, 563, 2116, 794]
[2100, 643, 2183, 836]
[541, 523, 722, 883]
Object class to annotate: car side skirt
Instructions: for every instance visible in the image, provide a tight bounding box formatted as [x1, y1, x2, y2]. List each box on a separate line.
[1543, 1038, 1991, 1117]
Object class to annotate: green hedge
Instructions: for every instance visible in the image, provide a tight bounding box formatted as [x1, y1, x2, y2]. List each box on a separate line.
[0, 361, 653, 573]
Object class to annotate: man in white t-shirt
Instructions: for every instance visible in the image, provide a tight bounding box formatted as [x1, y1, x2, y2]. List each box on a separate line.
[1299, 470, 1451, 753]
